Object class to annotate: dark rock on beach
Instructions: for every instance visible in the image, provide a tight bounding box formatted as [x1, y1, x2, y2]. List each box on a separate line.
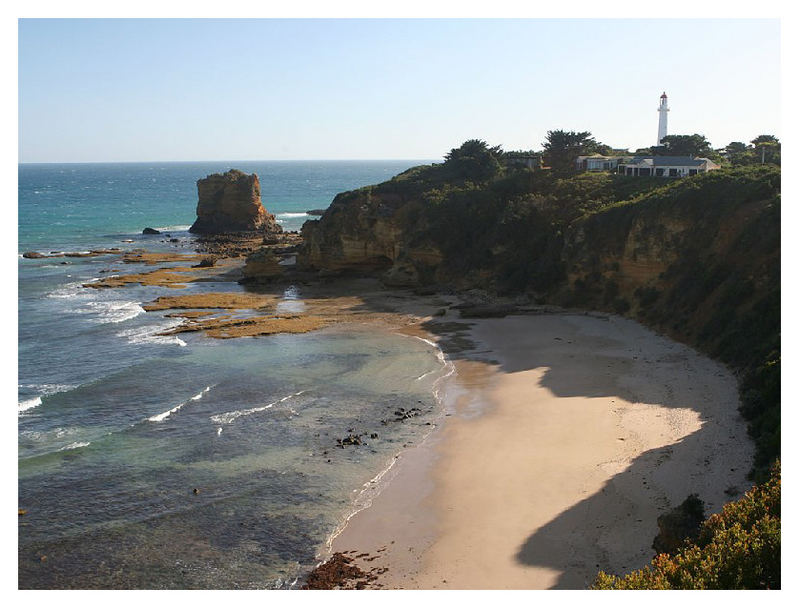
[142, 227, 161, 235]
[336, 434, 364, 447]
[193, 256, 218, 268]
[652, 493, 705, 556]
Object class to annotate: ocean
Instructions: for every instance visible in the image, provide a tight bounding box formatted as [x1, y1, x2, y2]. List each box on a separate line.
[17, 161, 449, 589]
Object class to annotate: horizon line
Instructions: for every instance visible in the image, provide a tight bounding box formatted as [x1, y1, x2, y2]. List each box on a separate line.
[18, 158, 442, 165]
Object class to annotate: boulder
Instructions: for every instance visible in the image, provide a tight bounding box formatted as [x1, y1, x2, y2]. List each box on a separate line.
[189, 169, 281, 234]
[652, 493, 705, 555]
[241, 247, 283, 281]
[142, 227, 161, 235]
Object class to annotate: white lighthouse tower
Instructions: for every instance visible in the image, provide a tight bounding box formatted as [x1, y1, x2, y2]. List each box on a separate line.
[657, 91, 669, 146]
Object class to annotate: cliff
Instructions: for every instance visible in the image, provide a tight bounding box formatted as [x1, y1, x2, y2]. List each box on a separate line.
[557, 168, 780, 473]
[299, 174, 443, 285]
[189, 169, 281, 234]
[296, 161, 780, 473]
[292, 154, 780, 588]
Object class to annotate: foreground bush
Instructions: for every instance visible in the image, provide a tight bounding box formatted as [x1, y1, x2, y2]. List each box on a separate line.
[592, 462, 780, 589]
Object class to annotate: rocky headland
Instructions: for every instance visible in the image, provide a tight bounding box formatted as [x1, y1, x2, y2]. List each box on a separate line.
[295, 162, 780, 474]
[296, 166, 777, 590]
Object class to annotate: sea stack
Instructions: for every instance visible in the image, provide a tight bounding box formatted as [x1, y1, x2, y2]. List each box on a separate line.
[189, 169, 281, 234]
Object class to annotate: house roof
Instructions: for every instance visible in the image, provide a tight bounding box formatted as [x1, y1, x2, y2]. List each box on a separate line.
[623, 156, 711, 167]
[652, 156, 708, 166]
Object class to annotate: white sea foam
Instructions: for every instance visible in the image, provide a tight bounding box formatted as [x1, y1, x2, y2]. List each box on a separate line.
[18, 396, 42, 413]
[18, 383, 78, 416]
[116, 320, 187, 346]
[275, 212, 309, 219]
[154, 224, 191, 232]
[415, 369, 437, 382]
[47, 281, 89, 299]
[210, 391, 305, 426]
[147, 403, 183, 423]
[148, 386, 212, 422]
[59, 441, 90, 451]
[407, 335, 453, 384]
[20, 383, 78, 395]
[325, 335, 456, 556]
[83, 300, 145, 324]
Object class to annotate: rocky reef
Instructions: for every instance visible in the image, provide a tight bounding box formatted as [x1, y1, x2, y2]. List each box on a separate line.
[189, 169, 281, 234]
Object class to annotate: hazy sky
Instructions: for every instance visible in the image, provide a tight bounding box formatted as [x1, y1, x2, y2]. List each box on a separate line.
[18, 18, 781, 162]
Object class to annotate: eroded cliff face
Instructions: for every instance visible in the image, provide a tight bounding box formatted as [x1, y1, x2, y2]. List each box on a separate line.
[294, 164, 780, 472]
[558, 187, 779, 361]
[190, 169, 281, 234]
[556, 171, 780, 473]
[298, 188, 443, 284]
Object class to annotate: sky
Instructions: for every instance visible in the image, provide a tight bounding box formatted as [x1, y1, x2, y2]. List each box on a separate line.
[18, 18, 781, 162]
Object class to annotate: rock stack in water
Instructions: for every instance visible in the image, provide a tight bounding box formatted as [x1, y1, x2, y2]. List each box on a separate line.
[189, 169, 281, 234]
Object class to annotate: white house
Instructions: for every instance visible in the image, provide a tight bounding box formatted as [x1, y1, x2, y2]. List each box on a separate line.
[575, 154, 627, 172]
[617, 155, 721, 177]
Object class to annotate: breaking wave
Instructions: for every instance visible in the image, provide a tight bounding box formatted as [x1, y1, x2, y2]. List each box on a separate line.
[59, 441, 91, 451]
[82, 300, 145, 324]
[18, 383, 79, 416]
[18, 396, 42, 414]
[210, 391, 305, 426]
[154, 224, 191, 232]
[148, 386, 212, 422]
[115, 320, 187, 347]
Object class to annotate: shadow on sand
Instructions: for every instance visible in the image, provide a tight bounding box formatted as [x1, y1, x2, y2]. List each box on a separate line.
[415, 312, 752, 589]
[238, 275, 752, 589]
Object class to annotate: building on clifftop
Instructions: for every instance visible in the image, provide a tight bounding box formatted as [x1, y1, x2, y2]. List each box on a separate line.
[617, 155, 721, 177]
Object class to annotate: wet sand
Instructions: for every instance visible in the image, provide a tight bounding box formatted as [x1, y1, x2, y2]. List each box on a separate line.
[330, 311, 754, 589]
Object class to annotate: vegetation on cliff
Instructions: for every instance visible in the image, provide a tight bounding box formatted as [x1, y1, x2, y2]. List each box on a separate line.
[592, 462, 780, 589]
[298, 139, 780, 589]
[563, 166, 780, 476]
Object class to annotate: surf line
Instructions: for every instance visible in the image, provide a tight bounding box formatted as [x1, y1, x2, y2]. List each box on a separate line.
[148, 385, 213, 423]
[211, 390, 306, 434]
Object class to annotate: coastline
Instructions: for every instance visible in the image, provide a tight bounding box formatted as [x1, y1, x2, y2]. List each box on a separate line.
[329, 310, 755, 589]
[19, 237, 757, 589]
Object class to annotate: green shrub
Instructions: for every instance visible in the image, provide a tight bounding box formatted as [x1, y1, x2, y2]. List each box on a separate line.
[592, 462, 780, 589]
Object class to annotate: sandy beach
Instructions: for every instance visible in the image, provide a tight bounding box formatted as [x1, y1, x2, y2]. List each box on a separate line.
[331, 311, 754, 589]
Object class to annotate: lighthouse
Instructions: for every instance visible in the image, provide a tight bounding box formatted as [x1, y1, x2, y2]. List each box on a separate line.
[657, 92, 669, 146]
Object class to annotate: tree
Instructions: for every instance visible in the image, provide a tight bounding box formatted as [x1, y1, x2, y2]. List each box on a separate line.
[656, 134, 713, 157]
[542, 130, 607, 175]
[722, 136, 781, 167]
[751, 135, 780, 165]
[443, 139, 504, 182]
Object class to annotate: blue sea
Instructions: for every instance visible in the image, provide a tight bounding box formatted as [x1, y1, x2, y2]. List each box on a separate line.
[17, 161, 449, 589]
